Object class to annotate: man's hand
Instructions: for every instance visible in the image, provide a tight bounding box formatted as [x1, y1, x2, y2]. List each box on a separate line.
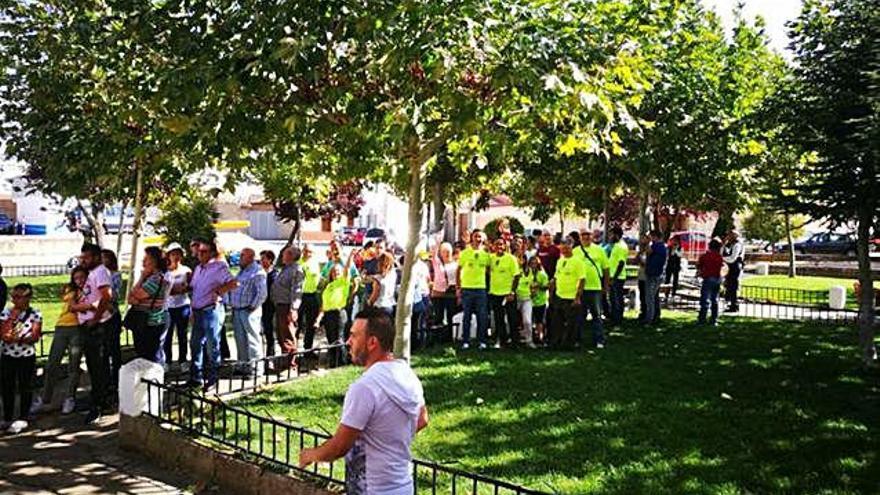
[85, 316, 100, 328]
[572, 299, 582, 307]
[299, 448, 319, 469]
[289, 310, 299, 324]
[505, 293, 515, 303]
[456, 289, 462, 305]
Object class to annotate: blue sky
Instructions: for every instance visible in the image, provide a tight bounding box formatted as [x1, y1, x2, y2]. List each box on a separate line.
[704, 0, 803, 55]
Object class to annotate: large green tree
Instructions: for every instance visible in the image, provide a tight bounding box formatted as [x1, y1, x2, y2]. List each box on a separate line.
[773, 0, 879, 365]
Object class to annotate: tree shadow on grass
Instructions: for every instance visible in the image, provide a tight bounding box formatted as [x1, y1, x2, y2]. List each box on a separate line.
[410, 317, 880, 494]
[232, 315, 879, 494]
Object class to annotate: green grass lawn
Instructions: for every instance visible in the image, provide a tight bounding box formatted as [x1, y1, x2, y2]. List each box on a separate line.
[226, 313, 879, 495]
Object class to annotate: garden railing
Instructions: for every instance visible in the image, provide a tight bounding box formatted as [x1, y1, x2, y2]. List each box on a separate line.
[142, 378, 551, 494]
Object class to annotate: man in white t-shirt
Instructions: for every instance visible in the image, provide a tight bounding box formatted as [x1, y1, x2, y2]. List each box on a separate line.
[299, 307, 429, 495]
[70, 243, 114, 424]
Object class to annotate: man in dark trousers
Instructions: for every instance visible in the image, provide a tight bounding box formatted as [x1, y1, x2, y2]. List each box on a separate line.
[723, 230, 745, 312]
[259, 250, 278, 356]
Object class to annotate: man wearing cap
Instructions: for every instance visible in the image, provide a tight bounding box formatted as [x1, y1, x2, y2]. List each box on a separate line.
[163, 242, 192, 365]
[549, 238, 585, 349]
[722, 230, 744, 312]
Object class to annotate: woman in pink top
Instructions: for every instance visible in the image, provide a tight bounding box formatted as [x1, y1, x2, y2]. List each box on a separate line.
[430, 242, 459, 337]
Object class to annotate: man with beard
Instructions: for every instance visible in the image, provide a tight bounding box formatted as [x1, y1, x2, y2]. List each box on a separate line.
[299, 307, 428, 495]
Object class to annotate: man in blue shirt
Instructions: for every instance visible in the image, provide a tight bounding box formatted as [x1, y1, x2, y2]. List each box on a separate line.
[643, 230, 667, 325]
[229, 248, 268, 376]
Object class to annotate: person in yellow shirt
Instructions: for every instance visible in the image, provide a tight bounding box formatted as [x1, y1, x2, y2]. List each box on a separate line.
[549, 238, 585, 349]
[607, 226, 630, 325]
[575, 230, 609, 348]
[34, 267, 88, 415]
[455, 229, 491, 349]
[317, 249, 357, 366]
[488, 238, 520, 347]
[299, 244, 322, 350]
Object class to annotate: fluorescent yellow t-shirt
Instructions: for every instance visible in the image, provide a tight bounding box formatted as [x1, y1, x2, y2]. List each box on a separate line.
[459, 247, 491, 290]
[554, 256, 587, 300]
[489, 253, 519, 296]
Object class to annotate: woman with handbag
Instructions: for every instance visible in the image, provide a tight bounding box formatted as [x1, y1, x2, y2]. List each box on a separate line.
[125, 247, 168, 363]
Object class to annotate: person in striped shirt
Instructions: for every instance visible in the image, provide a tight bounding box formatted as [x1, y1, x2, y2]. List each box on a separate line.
[228, 248, 268, 377]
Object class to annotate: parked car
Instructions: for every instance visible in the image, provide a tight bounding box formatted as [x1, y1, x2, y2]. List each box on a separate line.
[667, 230, 709, 256]
[338, 227, 366, 246]
[363, 228, 387, 247]
[793, 232, 856, 256]
[0, 213, 16, 234]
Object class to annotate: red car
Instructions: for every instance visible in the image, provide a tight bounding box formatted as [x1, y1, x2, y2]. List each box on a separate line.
[668, 230, 709, 259]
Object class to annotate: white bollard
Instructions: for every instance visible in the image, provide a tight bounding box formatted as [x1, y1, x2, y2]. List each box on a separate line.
[829, 286, 847, 310]
[118, 358, 165, 417]
[756, 262, 770, 276]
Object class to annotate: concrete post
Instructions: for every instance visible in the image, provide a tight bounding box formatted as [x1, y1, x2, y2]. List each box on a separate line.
[829, 286, 846, 310]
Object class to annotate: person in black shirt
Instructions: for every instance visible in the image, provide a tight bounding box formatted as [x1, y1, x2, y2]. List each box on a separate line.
[260, 250, 278, 356]
[0, 263, 7, 311]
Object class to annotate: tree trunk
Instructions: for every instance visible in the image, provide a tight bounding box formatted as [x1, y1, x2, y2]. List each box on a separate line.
[855, 207, 877, 367]
[785, 211, 796, 278]
[432, 181, 444, 233]
[125, 164, 145, 303]
[638, 188, 650, 237]
[712, 209, 734, 239]
[78, 200, 107, 248]
[393, 152, 427, 361]
[558, 209, 565, 234]
[602, 186, 610, 241]
[116, 200, 128, 256]
[286, 204, 301, 246]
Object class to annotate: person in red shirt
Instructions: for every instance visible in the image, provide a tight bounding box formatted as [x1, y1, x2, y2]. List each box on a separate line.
[696, 238, 725, 326]
[536, 230, 561, 278]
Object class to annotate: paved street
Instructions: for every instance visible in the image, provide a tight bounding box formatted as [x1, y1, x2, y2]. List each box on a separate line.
[0, 411, 198, 494]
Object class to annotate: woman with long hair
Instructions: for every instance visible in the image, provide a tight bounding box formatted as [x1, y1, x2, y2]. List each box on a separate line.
[33, 267, 88, 415]
[368, 252, 397, 321]
[126, 246, 168, 363]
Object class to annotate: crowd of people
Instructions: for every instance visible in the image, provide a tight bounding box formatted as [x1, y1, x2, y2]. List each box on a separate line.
[0, 224, 745, 435]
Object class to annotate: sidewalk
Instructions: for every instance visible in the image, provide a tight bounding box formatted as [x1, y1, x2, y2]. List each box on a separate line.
[0, 411, 200, 494]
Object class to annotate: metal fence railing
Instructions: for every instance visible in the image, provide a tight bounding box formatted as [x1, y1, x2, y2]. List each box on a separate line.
[5, 264, 73, 277]
[163, 344, 348, 397]
[142, 378, 550, 495]
[661, 278, 860, 324]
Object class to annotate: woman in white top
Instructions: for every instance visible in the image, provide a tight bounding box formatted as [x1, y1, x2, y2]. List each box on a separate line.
[163, 244, 192, 364]
[430, 242, 459, 331]
[368, 252, 398, 321]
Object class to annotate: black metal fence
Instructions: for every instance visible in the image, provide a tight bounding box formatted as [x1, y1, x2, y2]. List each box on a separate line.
[661, 278, 860, 324]
[164, 344, 348, 397]
[142, 379, 551, 494]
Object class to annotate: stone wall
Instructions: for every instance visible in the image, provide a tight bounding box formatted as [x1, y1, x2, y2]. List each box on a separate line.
[119, 414, 338, 495]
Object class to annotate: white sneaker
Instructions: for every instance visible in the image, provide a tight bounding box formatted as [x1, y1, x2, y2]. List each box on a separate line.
[460, 342, 470, 350]
[29, 397, 44, 415]
[61, 398, 76, 415]
[6, 420, 28, 435]
[478, 343, 487, 350]
[596, 343, 605, 349]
